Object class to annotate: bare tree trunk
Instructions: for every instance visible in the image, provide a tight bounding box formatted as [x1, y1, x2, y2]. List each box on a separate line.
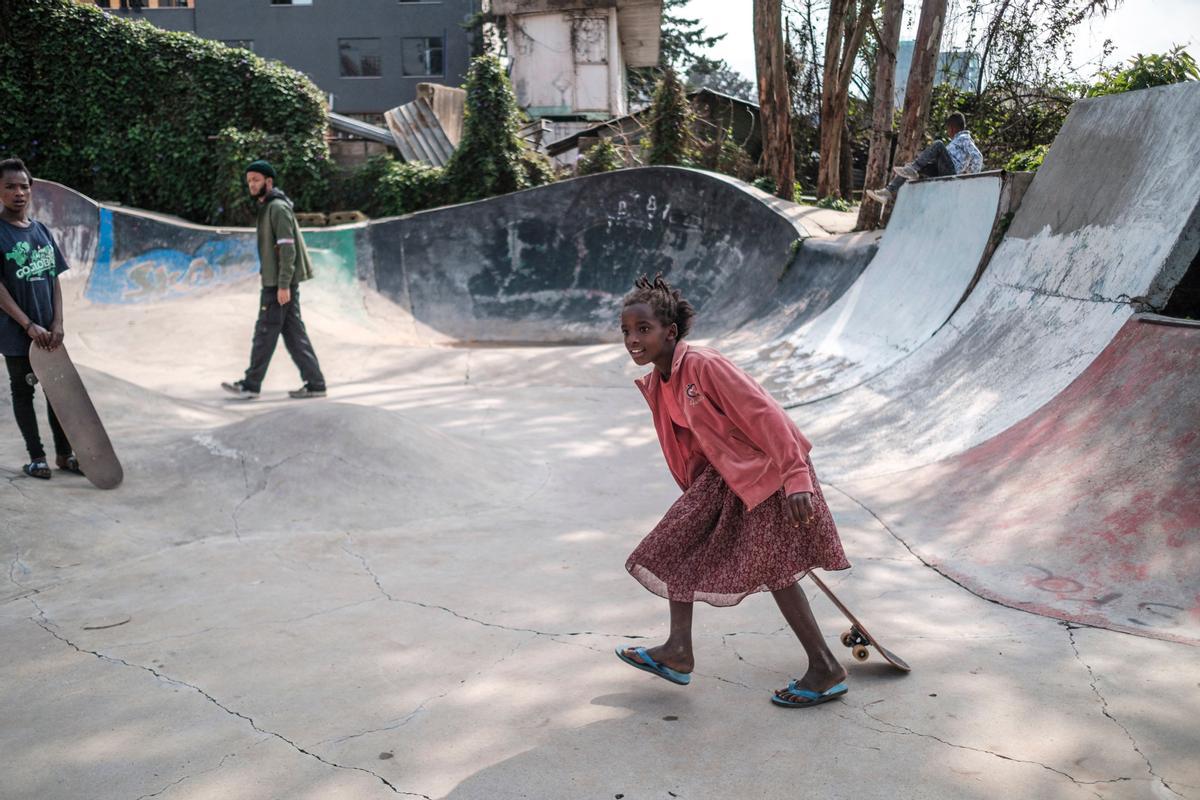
[816, 0, 849, 198]
[855, 0, 904, 230]
[755, 0, 795, 199]
[816, 0, 877, 199]
[895, 0, 948, 166]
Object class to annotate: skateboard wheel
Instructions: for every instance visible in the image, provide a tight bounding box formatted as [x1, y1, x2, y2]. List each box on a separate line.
[852, 645, 870, 662]
[25, 373, 37, 386]
[840, 630, 855, 648]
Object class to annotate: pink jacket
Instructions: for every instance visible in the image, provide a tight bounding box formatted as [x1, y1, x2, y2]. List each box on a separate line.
[635, 341, 814, 510]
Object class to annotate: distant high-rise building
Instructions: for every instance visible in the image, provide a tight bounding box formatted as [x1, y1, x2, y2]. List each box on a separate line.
[893, 40, 982, 108]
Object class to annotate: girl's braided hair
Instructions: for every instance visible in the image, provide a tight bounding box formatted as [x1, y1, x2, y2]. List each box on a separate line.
[623, 273, 695, 339]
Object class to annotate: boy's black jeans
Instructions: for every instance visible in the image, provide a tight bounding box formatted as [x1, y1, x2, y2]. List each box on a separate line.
[887, 140, 958, 193]
[242, 286, 325, 393]
[5, 354, 70, 461]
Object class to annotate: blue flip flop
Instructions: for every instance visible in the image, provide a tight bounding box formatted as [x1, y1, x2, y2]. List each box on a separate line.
[770, 679, 848, 708]
[614, 645, 692, 686]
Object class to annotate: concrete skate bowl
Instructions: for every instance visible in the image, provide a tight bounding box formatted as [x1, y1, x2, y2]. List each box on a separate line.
[841, 316, 1200, 644]
[791, 81, 1200, 482]
[35, 168, 878, 346]
[790, 81, 1200, 643]
[364, 167, 876, 343]
[729, 171, 1008, 405]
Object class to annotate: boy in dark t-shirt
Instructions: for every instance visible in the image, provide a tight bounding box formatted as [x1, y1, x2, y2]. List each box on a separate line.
[0, 158, 78, 479]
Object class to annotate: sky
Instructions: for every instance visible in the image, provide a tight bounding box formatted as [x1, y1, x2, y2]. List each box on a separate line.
[686, 0, 1200, 84]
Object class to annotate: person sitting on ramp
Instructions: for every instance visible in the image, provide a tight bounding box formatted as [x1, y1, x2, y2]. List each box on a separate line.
[0, 158, 81, 479]
[867, 111, 984, 206]
[614, 273, 853, 708]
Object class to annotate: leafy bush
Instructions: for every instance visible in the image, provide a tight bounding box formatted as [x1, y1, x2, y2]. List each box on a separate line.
[647, 69, 696, 166]
[443, 54, 547, 202]
[752, 176, 777, 194]
[578, 139, 624, 176]
[816, 195, 851, 212]
[697, 128, 754, 181]
[1005, 144, 1050, 172]
[334, 155, 445, 219]
[1089, 46, 1199, 97]
[521, 149, 557, 187]
[0, 0, 329, 225]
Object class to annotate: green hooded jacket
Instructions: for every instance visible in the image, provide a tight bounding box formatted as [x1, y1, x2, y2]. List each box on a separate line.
[256, 188, 313, 287]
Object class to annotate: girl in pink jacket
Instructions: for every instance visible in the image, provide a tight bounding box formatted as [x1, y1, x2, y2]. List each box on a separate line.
[615, 274, 851, 708]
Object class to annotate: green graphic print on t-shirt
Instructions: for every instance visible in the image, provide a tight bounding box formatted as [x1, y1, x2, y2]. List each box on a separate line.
[5, 240, 58, 281]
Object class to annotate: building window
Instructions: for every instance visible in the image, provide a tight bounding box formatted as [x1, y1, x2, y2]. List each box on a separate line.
[401, 37, 443, 76]
[339, 38, 382, 78]
[222, 39, 255, 52]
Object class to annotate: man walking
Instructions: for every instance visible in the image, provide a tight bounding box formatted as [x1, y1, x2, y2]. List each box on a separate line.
[222, 160, 327, 400]
[867, 112, 984, 206]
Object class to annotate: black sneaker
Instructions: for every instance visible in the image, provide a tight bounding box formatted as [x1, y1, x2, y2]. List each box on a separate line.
[221, 380, 260, 400]
[288, 384, 327, 399]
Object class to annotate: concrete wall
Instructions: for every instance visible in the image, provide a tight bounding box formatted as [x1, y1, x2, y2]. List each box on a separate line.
[367, 167, 868, 343]
[95, 0, 479, 114]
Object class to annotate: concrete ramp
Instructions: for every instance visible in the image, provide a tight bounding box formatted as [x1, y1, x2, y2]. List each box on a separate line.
[34, 168, 876, 345]
[366, 167, 873, 343]
[741, 173, 1005, 405]
[796, 81, 1200, 481]
[841, 316, 1200, 644]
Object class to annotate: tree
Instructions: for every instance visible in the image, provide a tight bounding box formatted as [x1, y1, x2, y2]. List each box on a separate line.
[647, 68, 696, 166]
[629, 0, 725, 103]
[686, 56, 756, 101]
[816, 0, 877, 199]
[443, 54, 534, 202]
[754, 0, 795, 200]
[856, 0, 904, 230]
[894, 0, 948, 172]
[1089, 45, 1199, 96]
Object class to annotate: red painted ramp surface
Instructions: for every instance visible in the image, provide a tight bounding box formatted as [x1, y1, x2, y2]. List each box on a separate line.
[841, 316, 1200, 644]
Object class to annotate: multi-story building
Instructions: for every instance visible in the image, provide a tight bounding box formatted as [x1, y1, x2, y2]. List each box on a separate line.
[83, 0, 481, 118]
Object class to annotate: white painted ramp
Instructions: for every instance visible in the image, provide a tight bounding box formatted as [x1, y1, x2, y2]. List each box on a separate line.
[741, 174, 1003, 405]
[796, 81, 1200, 481]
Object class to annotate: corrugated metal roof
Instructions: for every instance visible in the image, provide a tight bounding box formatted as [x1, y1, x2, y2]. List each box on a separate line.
[384, 98, 456, 168]
[327, 111, 395, 146]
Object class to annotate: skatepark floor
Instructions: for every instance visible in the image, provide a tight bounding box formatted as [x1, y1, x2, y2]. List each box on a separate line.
[2, 279, 1197, 800]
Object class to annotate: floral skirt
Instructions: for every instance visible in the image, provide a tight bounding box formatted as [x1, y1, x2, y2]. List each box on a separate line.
[626, 462, 850, 607]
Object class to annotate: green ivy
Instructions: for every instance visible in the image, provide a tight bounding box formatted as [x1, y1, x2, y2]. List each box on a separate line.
[443, 55, 548, 203]
[647, 69, 696, 166]
[0, 0, 329, 225]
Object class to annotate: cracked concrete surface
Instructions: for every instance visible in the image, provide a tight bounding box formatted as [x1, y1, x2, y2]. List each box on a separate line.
[2, 290, 1198, 799]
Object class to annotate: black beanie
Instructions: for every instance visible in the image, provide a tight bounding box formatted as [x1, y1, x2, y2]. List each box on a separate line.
[245, 160, 276, 179]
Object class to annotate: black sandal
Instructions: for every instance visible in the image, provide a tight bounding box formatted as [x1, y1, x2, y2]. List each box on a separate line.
[57, 454, 85, 476]
[23, 459, 51, 479]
